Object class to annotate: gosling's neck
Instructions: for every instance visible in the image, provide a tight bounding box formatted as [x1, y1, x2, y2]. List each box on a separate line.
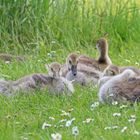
[98, 44, 112, 64]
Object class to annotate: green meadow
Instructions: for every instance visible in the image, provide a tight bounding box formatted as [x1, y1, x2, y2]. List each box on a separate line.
[0, 0, 140, 139]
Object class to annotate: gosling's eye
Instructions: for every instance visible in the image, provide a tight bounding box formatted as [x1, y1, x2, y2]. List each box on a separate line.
[51, 68, 54, 72]
[110, 71, 115, 75]
[98, 44, 101, 48]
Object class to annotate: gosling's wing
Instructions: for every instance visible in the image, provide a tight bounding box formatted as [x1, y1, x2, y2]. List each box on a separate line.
[120, 66, 140, 75]
[127, 89, 140, 102]
[32, 74, 54, 85]
[78, 55, 99, 68]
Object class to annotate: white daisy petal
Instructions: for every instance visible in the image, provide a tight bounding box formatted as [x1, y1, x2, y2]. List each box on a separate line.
[121, 126, 127, 133]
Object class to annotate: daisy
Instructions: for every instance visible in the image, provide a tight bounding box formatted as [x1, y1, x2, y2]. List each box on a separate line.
[130, 115, 137, 119]
[15, 122, 20, 125]
[83, 118, 94, 124]
[66, 120, 72, 127]
[90, 102, 99, 110]
[59, 125, 64, 128]
[5, 61, 10, 64]
[121, 126, 127, 133]
[49, 116, 55, 121]
[21, 136, 28, 140]
[60, 110, 70, 117]
[128, 118, 136, 123]
[51, 133, 62, 140]
[120, 105, 127, 109]
[112, 101, 118, 105]
[128, 115, 137, 123]
[135, 62, 140, 66]
[104, 125, 119, 130]
[104, 126, 112, 130]
[65, 118, 75, 127]
[72, 126, 79, 136]
[51, 41, 56, 44]
[68, 108, 74, 112]
[42, 122, 52, 129]
[47, 53, 52, 57]
[133, 130, 139, 135]
[113, 113, 121, 117]
[112, 125, 119, 129]
[125, 59, 130, 63]
[54, 125, 57, 128]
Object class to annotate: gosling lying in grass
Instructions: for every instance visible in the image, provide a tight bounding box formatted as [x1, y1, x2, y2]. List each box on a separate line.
[99, 64, 140, 88]
[78, 38, 112, 71]
[61, 53, 102, 86]
[0, 53, 26, 62]
[103, 64, 140, 77]
[45, 62, 74, 94]
[98, 69, 140, 104]
[62, 53, 87, 86]
[0, 62, 74, 96]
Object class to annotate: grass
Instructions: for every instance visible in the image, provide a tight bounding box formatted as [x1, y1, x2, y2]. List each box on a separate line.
[0, 0, 140, 139]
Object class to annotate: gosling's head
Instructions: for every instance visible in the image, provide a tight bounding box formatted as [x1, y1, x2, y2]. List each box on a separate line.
[66, 53, 79, 76]
[103, 65, 120, 77]
[45, 62, 61, 78]
[121, 69, 136, 79]
[96, 38, 108, 53]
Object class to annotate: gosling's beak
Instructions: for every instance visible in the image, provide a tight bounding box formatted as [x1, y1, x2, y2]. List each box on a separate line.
[71, 65, 77, 76]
